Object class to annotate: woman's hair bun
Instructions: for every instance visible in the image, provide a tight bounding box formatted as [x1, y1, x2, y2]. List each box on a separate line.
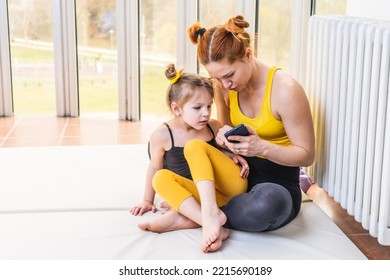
[188, 22, 203, 45]
[225, 15, 249, 33]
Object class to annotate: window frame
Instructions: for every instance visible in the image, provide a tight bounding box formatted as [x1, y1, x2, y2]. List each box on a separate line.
[53, 0, 79, 117]
[0, 0, 311, 119]
[117, 0, 140, 120]
[0, 0, 13, 116]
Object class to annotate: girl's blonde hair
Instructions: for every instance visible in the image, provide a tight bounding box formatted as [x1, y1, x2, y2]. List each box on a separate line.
[187, 15, 251, 65]
[165, 64, 214, 109]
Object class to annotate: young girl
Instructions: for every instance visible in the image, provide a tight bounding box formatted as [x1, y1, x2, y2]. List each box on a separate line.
[130, 64, 248, 252]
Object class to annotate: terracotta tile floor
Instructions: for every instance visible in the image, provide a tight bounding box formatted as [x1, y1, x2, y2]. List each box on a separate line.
[0, 114, 159, 147]
[1, 114, 389, 259]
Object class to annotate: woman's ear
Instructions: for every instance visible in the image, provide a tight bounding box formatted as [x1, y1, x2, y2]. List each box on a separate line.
[171, 102, 182, 117]
[244, 47, 252, 61]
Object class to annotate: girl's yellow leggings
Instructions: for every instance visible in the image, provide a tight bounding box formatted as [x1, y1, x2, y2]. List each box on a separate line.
[152, 139, 247, 211]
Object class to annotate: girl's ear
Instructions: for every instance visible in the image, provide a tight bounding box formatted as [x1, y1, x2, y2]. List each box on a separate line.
[171, 102, 182, 117]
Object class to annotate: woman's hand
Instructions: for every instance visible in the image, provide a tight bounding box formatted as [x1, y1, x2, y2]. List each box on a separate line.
[130, 200, 157, 216]
[218, 126, 263, 157]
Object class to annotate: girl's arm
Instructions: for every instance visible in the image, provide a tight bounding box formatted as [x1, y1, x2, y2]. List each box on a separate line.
[130, 125, 167, 216]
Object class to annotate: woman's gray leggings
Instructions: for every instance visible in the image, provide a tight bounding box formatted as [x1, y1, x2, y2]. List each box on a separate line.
[221, 182, 293, 232]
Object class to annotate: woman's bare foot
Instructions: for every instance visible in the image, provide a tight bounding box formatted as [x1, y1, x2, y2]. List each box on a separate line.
[201, 209, 227, 252]
[138, 209, 199, 232]
[203, 227, 229, 253]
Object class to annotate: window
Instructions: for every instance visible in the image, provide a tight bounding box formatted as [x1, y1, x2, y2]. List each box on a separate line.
[139, 0, 176, 120]
[200, 0, 239, 27]
[1, 0, 309, 119]
[8, 0, 55, 115]
[76, 0, 118, 114]
[315, 0, 346, 15]
[257, 0, 292, 71]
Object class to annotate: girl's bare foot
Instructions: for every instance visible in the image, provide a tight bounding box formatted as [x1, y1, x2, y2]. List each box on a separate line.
[159, 201, 171, 214]
[203, 227, 229, 253]
[138, 210, 199, 232]
[201, 209, 227, 252]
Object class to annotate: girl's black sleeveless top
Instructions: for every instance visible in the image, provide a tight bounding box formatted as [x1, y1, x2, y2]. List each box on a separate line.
[148, 123, 218, 180]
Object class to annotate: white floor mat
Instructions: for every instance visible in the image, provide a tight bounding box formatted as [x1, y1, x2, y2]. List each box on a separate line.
[0, 145, 366, 259]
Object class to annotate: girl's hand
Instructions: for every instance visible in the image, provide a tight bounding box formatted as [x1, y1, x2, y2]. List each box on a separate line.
[216, 125, 233, 147]
[231, 154, 250, 178]
[130, 200, 157, 216]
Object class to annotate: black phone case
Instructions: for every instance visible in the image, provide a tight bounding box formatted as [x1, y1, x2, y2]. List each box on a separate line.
[224, 124, 249, 143]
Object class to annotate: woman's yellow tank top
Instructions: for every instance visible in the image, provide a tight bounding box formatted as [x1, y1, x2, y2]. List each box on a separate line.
[229, 66, 291, 147]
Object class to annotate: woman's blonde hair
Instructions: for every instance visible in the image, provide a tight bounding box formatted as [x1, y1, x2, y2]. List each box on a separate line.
[187, 15, 251, 65]
[164, 64, 214, 110]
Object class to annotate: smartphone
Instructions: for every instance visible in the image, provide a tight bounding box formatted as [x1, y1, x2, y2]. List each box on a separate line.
[224, 124, 249, 143]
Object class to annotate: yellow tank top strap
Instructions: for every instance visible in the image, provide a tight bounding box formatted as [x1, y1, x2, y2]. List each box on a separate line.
[229, 89, 244, 126]
[262, 66, 281, 118]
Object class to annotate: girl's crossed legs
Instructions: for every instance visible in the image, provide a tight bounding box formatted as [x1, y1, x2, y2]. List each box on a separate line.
[138, 139, 247, 252]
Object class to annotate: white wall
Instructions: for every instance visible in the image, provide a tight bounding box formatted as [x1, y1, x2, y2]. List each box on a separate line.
[347, 0, 390, 21]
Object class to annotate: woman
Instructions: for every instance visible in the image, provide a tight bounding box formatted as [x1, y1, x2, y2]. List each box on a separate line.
[187, 15, 315, 231]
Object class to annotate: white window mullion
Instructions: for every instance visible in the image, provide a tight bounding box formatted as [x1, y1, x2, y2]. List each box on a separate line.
[177, 0, 198, 73]
[0, 0, 13, 116]
[290, 0, 312, 83]
[52, 0, 79, 117]
[236, 0, 257, 50]
[117, 0, 140, 121]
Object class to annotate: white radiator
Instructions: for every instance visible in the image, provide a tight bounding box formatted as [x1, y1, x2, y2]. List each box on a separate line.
[305, 15, 390, 246]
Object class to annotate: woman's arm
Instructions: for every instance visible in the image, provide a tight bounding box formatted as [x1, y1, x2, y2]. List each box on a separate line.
[234, 72, 315, 167]
[264, 72, 314, 166]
